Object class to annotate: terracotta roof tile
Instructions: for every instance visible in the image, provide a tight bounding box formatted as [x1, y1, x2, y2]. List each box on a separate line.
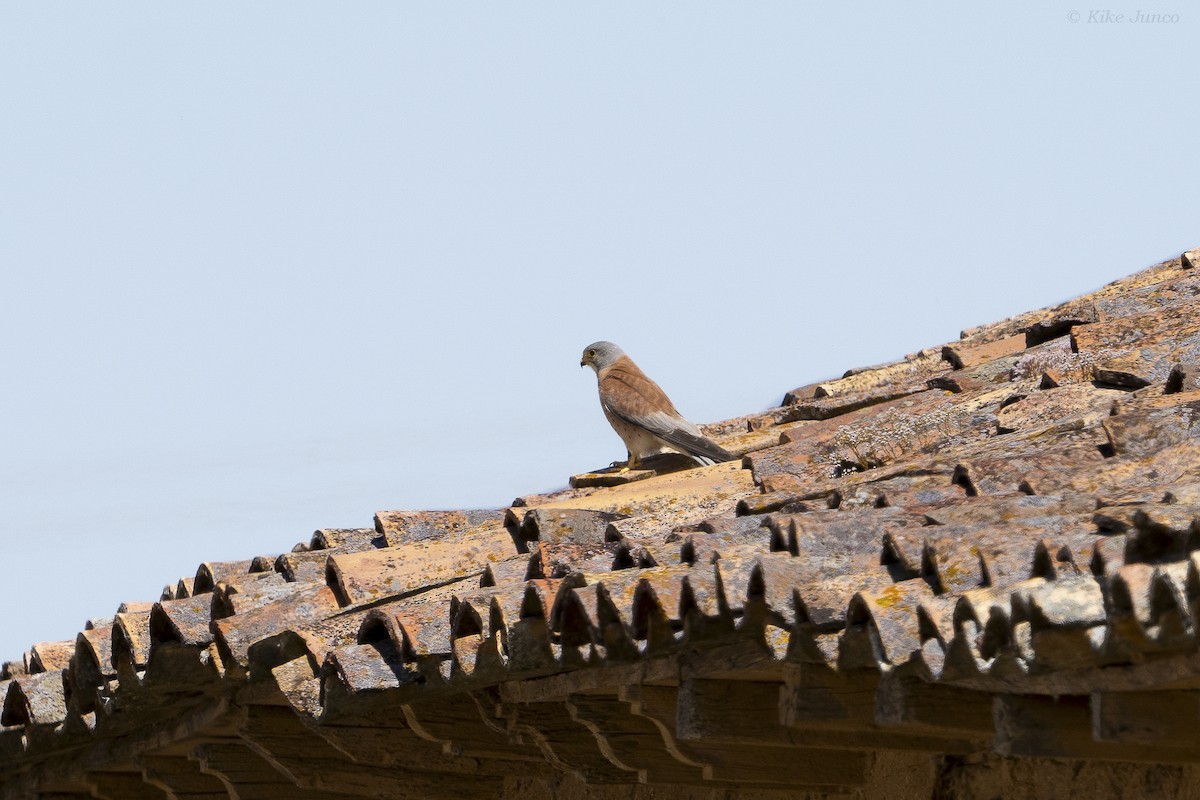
[374, 508, 503, 546]
[11, 247, 1200, 797]
[212, 583, 341, 675]
[308, 526, 384, 551]
[26, 642, 73, 675]
[326, 525, 518, 607]
[1, 671, 66, 728]
[511, 507, 627, 545]
[1075, 301, 1200, 387]
[191, 559, 254, 595]
[272, 550, 331, 583]
[211, 570, 295, 619]
[677, 527, 774, 566]
[958, 254, 1183, 346]
[943, 333, 1028, 371]
[148, 595, 214, 649]
[112, 608, 153, 675]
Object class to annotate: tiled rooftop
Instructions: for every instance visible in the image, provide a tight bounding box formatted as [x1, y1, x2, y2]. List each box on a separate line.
[4, 247, 1200, 799]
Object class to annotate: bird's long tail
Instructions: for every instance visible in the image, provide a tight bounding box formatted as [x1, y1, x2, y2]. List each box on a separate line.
[666, 429, 735, 465]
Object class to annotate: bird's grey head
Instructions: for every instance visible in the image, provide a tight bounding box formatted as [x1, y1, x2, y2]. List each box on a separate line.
[580, 341, 625, 372]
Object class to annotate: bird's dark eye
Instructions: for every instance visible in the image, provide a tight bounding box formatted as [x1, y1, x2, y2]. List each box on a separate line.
[587, 350, 596, 357]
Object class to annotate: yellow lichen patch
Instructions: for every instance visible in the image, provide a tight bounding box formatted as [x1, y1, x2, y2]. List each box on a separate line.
[874, 585, 904, 609]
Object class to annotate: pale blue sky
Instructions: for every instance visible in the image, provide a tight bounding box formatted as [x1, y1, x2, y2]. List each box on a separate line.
[1, 3, 1196, 658]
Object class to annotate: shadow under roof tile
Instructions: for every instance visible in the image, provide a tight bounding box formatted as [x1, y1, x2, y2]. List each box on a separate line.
[736, 488, 826, 515]
[1119, 505, 1200, 564]
[1023, 300, 1101, 347]
[678, 562, 728, 624]
[960, 302, 1076, 348]
[501, 584, 560, 672]
[610, 536, 671, 572]
[712, 551, 807, 624]
[791, 569, 895, 633]
[1147, 563, 1192, 648]
[1016, 577, 1107, 658]
[922, 541, 987, 595]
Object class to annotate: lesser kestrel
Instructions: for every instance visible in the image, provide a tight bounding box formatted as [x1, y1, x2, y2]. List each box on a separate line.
[580, 341, 733, 469]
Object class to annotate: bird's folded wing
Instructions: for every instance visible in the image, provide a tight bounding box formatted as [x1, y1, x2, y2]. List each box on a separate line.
[601, 361, 681, 417]
[600, 361, 733, 463]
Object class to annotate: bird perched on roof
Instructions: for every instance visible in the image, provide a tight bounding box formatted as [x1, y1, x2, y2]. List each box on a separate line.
[580, 341, 734, 469]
